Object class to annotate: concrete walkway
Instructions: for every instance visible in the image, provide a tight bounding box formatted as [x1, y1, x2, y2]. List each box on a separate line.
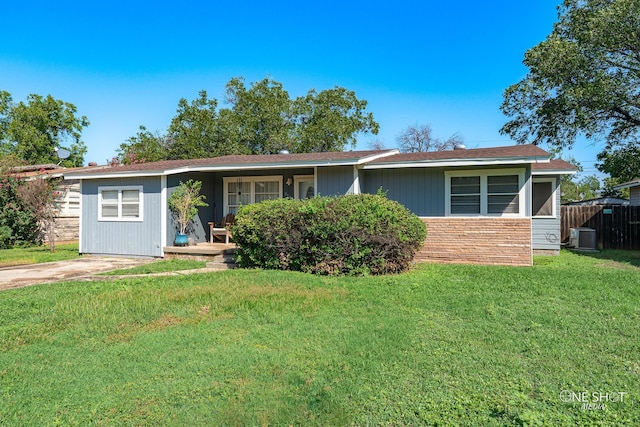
[0, 257, 155, 291]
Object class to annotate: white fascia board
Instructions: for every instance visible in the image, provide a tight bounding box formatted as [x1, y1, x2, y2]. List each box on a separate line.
[64, 170, 167, 180]
[532, 169, 577, 176]
[66, 157, 399, 180]
[362, 156, 549, 170]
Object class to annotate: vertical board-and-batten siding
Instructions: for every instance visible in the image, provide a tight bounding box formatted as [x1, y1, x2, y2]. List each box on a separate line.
[532, 176, 562, 252]
[362, 168, 445, 216]
[417, 217, 532, 266]
[81, 177, 163, 257]
[316, 166, 354, 196]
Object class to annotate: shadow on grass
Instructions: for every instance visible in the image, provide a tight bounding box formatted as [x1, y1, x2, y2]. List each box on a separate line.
[567, 248, 640, 268]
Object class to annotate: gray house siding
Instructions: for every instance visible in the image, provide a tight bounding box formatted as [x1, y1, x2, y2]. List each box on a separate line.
[532, 176, 562, 251]
[317, 166, 354, 196]
[362, 168, 445, 216]
[362, 165, 531, 217]
[167, 168, 314, 243]
[167, 172, 214, 245]
[80, 177, 163, 257]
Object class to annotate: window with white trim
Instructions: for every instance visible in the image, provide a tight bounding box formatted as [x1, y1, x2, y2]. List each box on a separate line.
[98, 186, 143, 221]
[532, 178, 556, 217]
[445, 169, 525, 216]
[223, 176, 282, 214]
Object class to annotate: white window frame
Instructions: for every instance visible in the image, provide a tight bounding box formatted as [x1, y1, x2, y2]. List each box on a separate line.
[223, 176, 283, 214]
[532, 177, 557, 218]
[445, 169, 526, 217]
[98, 185, 144, 222]
[293, 175, 315, 200]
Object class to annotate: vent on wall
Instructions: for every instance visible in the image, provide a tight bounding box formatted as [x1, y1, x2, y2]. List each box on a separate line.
[569, 227, 596, 249]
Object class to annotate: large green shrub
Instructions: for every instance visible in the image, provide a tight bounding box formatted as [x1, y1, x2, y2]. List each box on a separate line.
[0, 175, 40, 249]
[232, 194, 426, 275]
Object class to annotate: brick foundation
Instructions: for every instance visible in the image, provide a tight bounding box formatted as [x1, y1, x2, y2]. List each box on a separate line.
[416, 217, 532, 266]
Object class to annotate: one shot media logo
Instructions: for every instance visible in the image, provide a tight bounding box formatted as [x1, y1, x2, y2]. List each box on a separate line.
[559, 390, 628, 411]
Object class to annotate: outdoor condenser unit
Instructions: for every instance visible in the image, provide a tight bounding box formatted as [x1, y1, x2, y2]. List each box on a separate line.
[569, 227, 596, 249]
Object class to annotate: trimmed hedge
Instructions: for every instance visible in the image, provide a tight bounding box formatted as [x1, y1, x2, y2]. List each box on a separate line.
[232, 194, 427, 275]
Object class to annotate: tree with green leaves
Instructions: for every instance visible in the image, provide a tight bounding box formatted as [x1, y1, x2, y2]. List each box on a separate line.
[596, 141, 640, 184]
[293, 86, 379, 153]
[116, 125, 169, 164]
[119, 77, 379, 160]
[500, 0, 640, 182]
[0, 154, 40, 248]
[0, 92, 88, 167]
[167, 90, 234, 160]
[224, 78, 295, 154]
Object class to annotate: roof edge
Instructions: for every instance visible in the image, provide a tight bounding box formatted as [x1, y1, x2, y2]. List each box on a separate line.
[362, 156, 549, 170]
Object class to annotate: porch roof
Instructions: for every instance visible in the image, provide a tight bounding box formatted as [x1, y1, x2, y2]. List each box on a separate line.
[64, 149, 399, 179]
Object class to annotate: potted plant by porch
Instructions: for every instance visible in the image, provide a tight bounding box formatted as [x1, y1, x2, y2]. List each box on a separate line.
[168, 179, 208, 246]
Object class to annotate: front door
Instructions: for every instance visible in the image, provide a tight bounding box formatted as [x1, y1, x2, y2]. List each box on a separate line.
[294, 175, 315, 200]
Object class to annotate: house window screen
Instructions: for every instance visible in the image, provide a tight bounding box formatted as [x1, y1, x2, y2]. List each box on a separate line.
[227, 181, 251, 214]
[254, 181, 279, 203]
[488, 175, 519, 214]
[450, 176, 480, 214]
[447, 170, 524, 217]
[533, 181, 554, 216]
[225, 177, 282, 214]
[98, 186, 143, 221]
[121, 190, 141, 218]
[100, 190, 119, 218]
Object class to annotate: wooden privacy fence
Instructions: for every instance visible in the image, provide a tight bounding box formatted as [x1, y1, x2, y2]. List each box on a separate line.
[561, 205, 640, 250]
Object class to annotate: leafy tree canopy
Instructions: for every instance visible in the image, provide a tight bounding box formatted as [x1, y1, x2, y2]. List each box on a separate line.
[596, 141, 640, 184]
[0, 91, 88, 167]
[116, 126, 169, 164]
[117, 77, 379, 162]
[501, 0, 640, 146]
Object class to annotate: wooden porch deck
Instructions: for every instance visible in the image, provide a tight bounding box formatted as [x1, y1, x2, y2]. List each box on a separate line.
[163, 243, 236, 260]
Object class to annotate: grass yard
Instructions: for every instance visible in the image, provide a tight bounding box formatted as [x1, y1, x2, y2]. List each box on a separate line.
[0, 250, 638, 425]
[0, 243, 80, 268]
[101, 259, 207, 276]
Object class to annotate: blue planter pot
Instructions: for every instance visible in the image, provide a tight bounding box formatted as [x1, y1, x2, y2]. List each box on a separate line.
[174, 233, 189, 246]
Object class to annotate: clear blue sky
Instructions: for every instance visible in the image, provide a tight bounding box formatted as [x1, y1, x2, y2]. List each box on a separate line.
[0, 0, 601, 176]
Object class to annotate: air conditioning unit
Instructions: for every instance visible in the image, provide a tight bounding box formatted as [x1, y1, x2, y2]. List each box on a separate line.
[569, 227, 596, 249]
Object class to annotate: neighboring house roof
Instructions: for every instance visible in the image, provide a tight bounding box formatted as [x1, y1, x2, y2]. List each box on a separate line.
[613, 177, 640, 190]
[531, 159, 578, 175]
[64, 149, 400, 179]
[13, 164, 110, 181]
[363, 144, 551, 169]
[563, 197, 630, 206]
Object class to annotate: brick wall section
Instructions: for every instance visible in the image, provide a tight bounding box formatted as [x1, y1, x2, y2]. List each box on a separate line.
[416, 217, 532, 266]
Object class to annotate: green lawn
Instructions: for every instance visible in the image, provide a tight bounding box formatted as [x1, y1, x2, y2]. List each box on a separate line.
[0, 250, 638, 425]
[0, 243, 80, 268]
[101, 259, 207, 276]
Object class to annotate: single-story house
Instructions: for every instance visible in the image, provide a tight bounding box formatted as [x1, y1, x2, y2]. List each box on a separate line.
[64, 145, 576, 266]
[614, 178, 640, 206]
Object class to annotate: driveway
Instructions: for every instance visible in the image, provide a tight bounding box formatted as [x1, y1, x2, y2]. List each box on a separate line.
[0, 257, 154, 291]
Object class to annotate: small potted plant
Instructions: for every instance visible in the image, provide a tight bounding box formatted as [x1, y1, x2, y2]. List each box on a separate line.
[168, 179, 208, 246]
